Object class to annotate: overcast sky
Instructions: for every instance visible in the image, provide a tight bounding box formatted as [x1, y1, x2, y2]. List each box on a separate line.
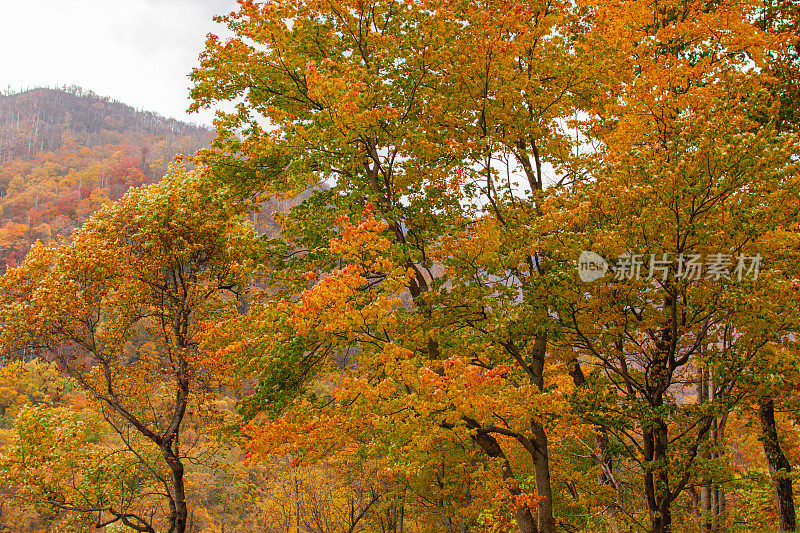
[0, 0, 239, 127]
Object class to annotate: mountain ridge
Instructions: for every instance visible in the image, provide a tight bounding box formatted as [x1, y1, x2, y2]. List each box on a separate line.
[0, 86, 209, 163]
[0, 86, 212, 271]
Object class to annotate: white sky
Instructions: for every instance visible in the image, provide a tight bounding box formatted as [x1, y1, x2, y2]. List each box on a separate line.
[0, 0, 239, 128]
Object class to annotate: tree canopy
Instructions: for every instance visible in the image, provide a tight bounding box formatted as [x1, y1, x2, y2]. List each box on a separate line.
[0, 0, 798, 532]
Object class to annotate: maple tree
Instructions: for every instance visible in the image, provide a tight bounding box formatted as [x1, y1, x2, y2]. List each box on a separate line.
[538, 0, 800, 530]
[0, 164, 259, 533]
[188, 0, 609, 530]
[0, 359, 64, 421]
[0, 403, 155, 532]
[189, 0, 800, 531]
[754, 9, 800, 530]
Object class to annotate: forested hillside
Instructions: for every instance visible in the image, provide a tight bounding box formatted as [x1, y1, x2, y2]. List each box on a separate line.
[0, 1, 799, 533]
[0, 87, 210, 270]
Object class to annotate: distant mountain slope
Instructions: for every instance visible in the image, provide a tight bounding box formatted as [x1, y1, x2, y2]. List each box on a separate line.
[0, 87, 212, 271]
[0, 86, 207, 163]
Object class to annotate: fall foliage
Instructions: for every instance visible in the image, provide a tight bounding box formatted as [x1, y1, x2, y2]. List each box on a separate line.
[0, 87, 211, 276]
[0, 0, 799, 532]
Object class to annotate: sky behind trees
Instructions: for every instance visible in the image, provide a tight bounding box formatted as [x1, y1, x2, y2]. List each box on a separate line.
[0, 0, 237, 126]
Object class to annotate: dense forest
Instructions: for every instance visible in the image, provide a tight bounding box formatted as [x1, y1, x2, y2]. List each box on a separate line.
[0, 87, 210, 271]
[0, 87, 207, 163]
[0, 0, 800, 533]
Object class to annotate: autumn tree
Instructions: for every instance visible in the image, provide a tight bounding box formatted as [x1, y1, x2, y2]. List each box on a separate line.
[187, 0, 800, 531]
[536, 0, 800, 531]
[753, 3, 800, 529]
[189, 0, 607, 530]
[0, 403, 154, 533]
[0, 358, 64, 420]
[0, 165, 259, 533]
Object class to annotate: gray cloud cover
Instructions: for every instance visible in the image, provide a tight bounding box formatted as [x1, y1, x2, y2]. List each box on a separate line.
[0, 0, 238, 125]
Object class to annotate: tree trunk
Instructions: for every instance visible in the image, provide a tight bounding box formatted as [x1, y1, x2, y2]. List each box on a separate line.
[471, 429, 538, 533]
[644, 419, 673, 533]
[759, 398, 796, 532]
[531, 421, 554, 533]
[170, 454, 188, 533]
[698, 367, 713, 532]
[529, 334, 554, 533]
[650, 500, 672, 533]
[162, 446, 188, 533]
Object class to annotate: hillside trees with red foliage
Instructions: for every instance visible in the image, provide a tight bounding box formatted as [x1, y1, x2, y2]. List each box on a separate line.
[0, 87, 212, 272]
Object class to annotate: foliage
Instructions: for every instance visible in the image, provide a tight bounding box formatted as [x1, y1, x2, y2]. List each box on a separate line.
[189, 0, 800, 532]
[0, 0, 798, 532]
[0, 87, 211, 274]
[0, 165, 260, 533]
